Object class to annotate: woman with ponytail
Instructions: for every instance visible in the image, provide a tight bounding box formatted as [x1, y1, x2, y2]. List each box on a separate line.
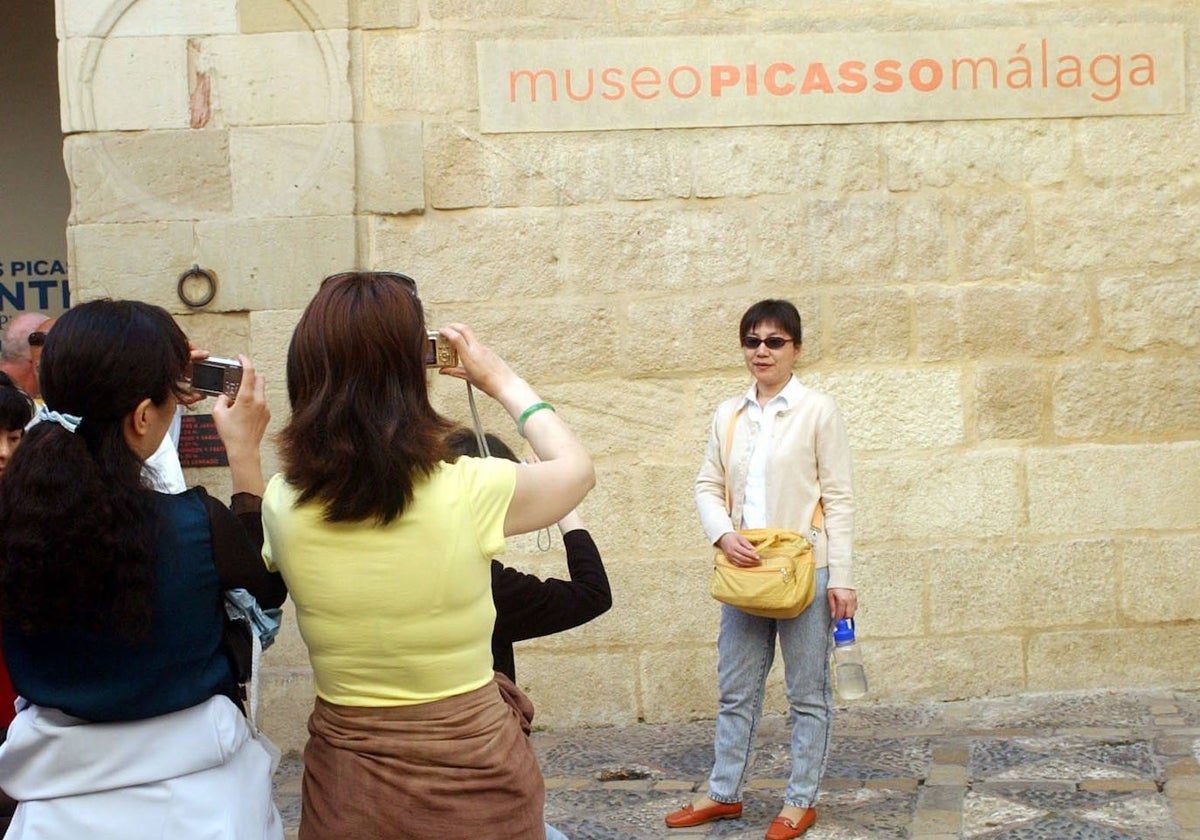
[0, 300, 286, 840]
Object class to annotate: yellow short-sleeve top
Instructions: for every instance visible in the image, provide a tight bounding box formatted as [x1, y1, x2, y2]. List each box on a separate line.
[262, 457, 516, 706]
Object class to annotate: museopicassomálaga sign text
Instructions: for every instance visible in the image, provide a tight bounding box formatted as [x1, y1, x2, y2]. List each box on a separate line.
[478, 24, 1185, 133]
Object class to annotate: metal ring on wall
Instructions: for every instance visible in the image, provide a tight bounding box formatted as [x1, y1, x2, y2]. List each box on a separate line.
[177, 265, 217, 308]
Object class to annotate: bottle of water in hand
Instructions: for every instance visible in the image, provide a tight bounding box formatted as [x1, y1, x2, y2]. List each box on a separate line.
[833, 618, 868, 701]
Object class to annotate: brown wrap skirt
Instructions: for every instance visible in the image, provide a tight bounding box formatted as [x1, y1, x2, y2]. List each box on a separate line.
[299, 675, 545, 840]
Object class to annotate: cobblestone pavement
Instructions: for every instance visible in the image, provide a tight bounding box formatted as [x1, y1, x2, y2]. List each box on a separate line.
[273, 688, 1200, 839]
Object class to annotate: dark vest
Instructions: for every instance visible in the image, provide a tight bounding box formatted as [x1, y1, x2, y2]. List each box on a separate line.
[4, 489, 238, 722]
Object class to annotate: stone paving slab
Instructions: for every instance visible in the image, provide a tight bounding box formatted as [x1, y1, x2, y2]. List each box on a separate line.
[273, 688, 1200, 839]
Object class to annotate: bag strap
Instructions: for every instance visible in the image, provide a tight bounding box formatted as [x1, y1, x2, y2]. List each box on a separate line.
[722, 405, 744, 514]
[224, 589, 279, 734]
[248, 629, 264, 734]
[721, 402, 824, 532]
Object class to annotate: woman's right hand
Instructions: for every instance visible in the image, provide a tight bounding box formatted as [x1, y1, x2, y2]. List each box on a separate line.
[716, 532, 761, 567]
[436, 323, 521, 403]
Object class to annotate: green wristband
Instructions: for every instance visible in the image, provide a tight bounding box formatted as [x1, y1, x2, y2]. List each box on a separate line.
[517, 401, 555, 436]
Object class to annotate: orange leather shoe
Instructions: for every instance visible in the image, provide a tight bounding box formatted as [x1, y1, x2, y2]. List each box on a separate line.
[664, 800, 743, 828]
[764, 808, 816, 840]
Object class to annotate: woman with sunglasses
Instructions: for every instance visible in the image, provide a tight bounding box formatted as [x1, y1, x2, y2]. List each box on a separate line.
[666, 299, 856, 840]
[0, 300, 286, 839]
[262, 271, 594, 840]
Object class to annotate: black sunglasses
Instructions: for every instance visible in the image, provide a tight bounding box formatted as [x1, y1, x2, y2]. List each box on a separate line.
[742, 335, 793, 350]
[323, 271, 418, 296]
[28, 331, 46, 347]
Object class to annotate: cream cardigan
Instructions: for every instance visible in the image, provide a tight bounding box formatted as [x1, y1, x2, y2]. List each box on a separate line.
[696, 378, 856, 590]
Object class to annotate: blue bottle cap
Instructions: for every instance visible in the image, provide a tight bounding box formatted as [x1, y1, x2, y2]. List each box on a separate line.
[833, 618, 855, 646]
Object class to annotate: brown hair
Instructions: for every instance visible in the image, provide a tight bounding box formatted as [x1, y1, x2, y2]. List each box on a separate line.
[279, 272, 455, 523]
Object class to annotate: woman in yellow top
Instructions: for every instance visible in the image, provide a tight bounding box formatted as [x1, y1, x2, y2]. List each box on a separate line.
[262, 271, 594, 840]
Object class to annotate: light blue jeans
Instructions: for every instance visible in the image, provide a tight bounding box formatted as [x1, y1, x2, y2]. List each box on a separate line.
[706, 567, 833, 809]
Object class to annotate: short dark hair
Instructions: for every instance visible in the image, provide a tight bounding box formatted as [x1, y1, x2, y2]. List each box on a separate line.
[445, 427, 519, 462]
[0, 371, 34, 431]
[280, 271, 456, 524]
[739, 299, 802, 345]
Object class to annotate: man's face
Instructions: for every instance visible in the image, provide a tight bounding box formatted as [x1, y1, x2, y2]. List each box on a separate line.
[27, 317, 56, 396]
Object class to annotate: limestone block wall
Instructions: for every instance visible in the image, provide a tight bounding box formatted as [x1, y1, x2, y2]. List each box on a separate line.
[57, 0, 1200, 753]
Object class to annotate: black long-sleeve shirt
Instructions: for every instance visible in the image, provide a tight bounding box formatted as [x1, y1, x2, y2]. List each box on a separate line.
[490, 529, 612, 682]
[208, 491, 287, 610]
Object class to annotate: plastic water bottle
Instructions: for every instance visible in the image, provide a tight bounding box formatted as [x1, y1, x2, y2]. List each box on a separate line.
[833, 618, 868, 701]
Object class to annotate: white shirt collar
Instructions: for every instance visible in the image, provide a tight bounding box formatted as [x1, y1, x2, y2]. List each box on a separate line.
[741, 375, 804, 412]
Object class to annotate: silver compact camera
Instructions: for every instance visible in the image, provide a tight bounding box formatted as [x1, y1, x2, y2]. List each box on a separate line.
[425, 331, 458, 368]
[191, 356, 243, 399]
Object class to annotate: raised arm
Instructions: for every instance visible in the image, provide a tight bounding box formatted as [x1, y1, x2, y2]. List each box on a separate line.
[439, 324, 595, 536]
[205, 355, 285, 607]
[204, 491, 287, 609]
[209, 355, 270, 497]
[492, 517, 611, 646]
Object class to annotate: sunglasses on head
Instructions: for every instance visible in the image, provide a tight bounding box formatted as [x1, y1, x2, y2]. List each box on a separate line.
[28, 331, 46, 347]
[742, 335, 793, 350]
[323, 271, 419, 297]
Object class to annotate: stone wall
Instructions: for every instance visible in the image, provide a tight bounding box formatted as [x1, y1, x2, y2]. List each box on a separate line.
[57, 0, 1200, 754]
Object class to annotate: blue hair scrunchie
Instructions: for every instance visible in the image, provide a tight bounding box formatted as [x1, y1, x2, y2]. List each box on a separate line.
[37, 406, 82, 434]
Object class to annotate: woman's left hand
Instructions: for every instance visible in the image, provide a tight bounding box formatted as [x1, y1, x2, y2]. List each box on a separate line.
[211, 355, 269, 496]
[828, 587, 857, 622]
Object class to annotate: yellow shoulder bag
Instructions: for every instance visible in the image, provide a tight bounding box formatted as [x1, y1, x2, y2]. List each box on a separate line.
[709, 405, 820, 619]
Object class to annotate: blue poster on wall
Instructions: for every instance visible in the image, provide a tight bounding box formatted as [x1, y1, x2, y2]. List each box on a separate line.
[0, 259, 70, 332]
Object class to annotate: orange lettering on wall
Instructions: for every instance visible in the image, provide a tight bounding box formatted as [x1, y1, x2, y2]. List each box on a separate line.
[1006, 44, 1033, 89]
[952, 57, 999, 90]
[837, 61, 867, 93]
[564, 68, 594, 101]
[668, 65, 702, 98]
[873, 59, 902, 92]
[764, 62, 796, 95]
[1129, 53, 1155, 86]
[601, 67, 625, 100]
[496, 34, 1169, 115]
[631, 66, 662, 99]
[1089, 54, 1121, 102]
[1056, 55, 1083, 88]
[800, 62, 834, 94]
[509, 69, 558, 102]
[909, 58, 943, 92]
[711, 64, 740, 96]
